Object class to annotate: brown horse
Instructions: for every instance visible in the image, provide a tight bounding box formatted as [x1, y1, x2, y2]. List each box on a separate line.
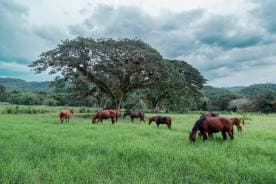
[230, 117, 244, 133]
[123, 111, 145, 122]
[92, 109, 118, 124]
[149, 116, 172, 129]
[197, 112, 219, 138]
[189, 116, 234, 143]
[59, 109, 74, 123]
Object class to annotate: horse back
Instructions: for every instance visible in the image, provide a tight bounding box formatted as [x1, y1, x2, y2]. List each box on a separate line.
[203, 117, 226, 132]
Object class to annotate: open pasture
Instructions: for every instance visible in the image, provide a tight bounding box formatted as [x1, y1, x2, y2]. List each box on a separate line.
[0, 112, 276, 183]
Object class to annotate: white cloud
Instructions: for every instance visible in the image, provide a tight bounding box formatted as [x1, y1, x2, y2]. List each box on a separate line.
[1, 0, 276, 86]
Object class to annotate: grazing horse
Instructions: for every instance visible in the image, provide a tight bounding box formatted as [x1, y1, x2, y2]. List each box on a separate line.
[92, 109, 118, 124]
[59, 109, 74, 123]
[230, 117, 244, 133]
[123, 111, 145, 122]
[189, 116, 234, 143]
[197, 112, 219, 138]
[149, 116, 172, 129]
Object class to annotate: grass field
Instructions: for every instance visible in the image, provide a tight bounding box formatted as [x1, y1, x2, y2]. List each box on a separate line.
[0, 111, 276, 183]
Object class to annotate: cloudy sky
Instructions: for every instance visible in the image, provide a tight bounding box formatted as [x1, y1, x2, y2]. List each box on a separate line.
[1, 0, 276, 87]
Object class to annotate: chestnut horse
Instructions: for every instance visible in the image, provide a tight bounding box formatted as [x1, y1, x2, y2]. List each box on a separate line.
[59, 109, 74, 123]
[149, 116, 172, 129]
[230, 117, 244, 133]
[92, 109, 118, 124]
[123, 111, 145, 122]
[189, 116, 234, 143]
[197, 112, 219, 138]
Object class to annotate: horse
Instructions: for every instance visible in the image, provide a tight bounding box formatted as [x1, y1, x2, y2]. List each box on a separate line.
[196, 111, 219, 138]
[149, 116, 172, 129]
[123, 111, 145, 122]
[92, 109, 118, 124]
[230, 117, 244, 133]
[103, 108, 121, 117]
[59, 109, 74, 123]
[189, 116, 234, 143]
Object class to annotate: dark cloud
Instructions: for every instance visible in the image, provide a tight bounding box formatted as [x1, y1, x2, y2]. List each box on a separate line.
[68, 4, 274, 85]
[69, 5, 205, 58]
[196, 15, 263, 49]
[0, 0, 67, 80]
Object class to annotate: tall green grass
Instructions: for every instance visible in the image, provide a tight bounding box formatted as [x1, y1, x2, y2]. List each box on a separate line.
[0, 113, 275, 183]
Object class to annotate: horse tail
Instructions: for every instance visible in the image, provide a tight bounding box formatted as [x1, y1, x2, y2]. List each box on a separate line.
[241, 118, 245, 125]
[59, 112, 64, 120]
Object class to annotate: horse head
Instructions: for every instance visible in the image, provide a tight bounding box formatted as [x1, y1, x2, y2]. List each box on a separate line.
[189, 131, 197, 143]
[69, 109, 74, 114]
[92, 115, 97, 124]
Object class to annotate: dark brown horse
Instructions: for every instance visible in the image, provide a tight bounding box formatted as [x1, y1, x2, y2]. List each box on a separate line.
[123, 111, 145, 122]
[189, 116, 234, 143]
[230, 117, 244, 133]
[92, 109, 118, 124]
[197, 112, 219, 137]
[149, 116, 172, 129]
[59, 109, 74, 123]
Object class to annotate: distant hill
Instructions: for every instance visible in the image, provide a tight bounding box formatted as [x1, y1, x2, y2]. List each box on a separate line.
[0, 78, 51, 92]
[224, 86, 246, 93]
[240, 83, 276, 95]
[205, 84, 276, 96]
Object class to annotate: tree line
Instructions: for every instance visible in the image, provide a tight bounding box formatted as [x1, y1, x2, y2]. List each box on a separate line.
[1, 37, 276, 113]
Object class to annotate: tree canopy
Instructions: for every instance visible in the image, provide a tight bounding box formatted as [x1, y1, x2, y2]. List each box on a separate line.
[31, 37, 165, 109]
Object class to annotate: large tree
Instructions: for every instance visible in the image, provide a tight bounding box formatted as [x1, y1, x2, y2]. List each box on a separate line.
[30, 37, 164, 110]
[144, 59, 206, 112]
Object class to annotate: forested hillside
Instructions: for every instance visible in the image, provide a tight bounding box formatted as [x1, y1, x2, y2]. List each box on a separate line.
[0, 78, 51, 92]
[1, 76, 276, 113]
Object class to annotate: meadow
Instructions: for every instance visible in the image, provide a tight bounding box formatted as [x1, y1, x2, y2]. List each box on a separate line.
[0, 106, 276, 183]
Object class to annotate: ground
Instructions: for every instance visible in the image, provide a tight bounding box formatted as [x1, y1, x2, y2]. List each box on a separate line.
[0, 111, 276, 183]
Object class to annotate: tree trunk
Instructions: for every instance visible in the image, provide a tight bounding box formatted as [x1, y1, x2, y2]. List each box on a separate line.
[150, 101, 158, 113]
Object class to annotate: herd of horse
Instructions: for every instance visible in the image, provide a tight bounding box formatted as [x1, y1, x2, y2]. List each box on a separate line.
[59, 109, 245, 143]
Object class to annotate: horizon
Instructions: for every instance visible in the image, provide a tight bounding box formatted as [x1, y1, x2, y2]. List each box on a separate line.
[1, 0, 276, 87]
[1, 76, 275, 89]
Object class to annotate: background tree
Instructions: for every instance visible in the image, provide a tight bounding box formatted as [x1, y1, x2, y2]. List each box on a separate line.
[0, 83, 7, 102]
[30, 37, 164, 110]
[143, 59, 206, 112]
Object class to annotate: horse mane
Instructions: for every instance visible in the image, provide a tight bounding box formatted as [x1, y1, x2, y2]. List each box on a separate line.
[192, 116, 206, 132]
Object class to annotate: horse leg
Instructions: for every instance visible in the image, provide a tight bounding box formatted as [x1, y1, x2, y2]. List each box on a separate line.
[202, 132, 208, 141]
[167, 123, 171, 129]
[229, 128, 234, 140]
[238, 126, 242, 134]
[208, 133, 213, 139]
[222, 131, 227, 140]
[157, 123, 160, 127]
[131, 117, 134, 123]
[111, 117, 115, 124]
